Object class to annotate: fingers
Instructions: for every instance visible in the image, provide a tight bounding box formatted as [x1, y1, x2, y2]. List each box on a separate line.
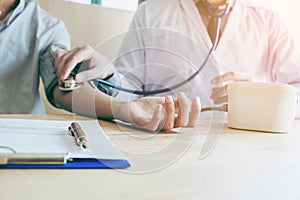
[211, 86, 227, 100]
[174, 92, 190, 128]
[210, 71, 253, 105]
[173, 95, 201, 128]
[187, 97, 201, 127]
[211, 71, 253, 85]
[54, 49, 67, 85]
[146, 105, 164, 132]
[162, 94, 201, 130]
[162, 96, 175, 130]
[130, 94, 201, 131]
[213, 95, 228, 105]
[210, 85, 228, 104]
[54, 45, 94, 84]
[128, 97, 166, 131]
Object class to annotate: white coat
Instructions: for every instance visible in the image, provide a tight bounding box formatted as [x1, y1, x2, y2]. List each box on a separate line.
[116, 0, 300, 111]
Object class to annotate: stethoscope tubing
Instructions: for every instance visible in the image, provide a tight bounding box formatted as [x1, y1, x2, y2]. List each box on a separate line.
[92, 2, 229, 96]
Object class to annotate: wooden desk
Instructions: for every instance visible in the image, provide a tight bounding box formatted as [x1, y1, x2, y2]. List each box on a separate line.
[1, 114, 300, 200]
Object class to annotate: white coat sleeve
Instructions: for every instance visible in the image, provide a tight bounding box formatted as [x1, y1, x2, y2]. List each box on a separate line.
[267, 12, 300, 117]
[114, 4, 148, 99]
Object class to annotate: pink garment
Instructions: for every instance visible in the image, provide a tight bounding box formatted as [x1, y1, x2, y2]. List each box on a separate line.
[116, 0, 300, 114]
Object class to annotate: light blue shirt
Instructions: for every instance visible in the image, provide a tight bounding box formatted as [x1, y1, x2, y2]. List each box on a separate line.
[0, 0, 70, 114]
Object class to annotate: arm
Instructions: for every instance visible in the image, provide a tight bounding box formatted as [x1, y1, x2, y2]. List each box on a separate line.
[52, 45, 202, 131]
[53, 84, 201, 131]
[41, 45, 201, 131]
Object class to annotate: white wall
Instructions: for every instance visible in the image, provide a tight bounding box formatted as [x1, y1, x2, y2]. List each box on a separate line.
[101, 0, 138, 11]
[37, 0, 135, 114]
[38, 0, 135, 49]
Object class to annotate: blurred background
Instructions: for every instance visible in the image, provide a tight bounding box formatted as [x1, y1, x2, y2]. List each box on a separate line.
[37, 0, 300, 52]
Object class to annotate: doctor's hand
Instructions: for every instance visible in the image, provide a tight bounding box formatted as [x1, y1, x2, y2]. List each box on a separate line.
[54, 45, 114, 85]
[210, 72, 253, 105]
[118, 92, 201, 131]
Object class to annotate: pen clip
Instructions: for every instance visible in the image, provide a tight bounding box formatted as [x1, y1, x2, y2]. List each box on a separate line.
[68, 126, 75, 136]
[68, 122, 88, 149]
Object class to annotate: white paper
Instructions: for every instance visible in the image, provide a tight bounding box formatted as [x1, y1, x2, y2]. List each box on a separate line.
[0, 119, 126, 160]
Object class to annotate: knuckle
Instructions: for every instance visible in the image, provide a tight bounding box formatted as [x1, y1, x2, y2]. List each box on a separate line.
[61, 54, 68, 61]
[61, 68, 68, 76]
[224, 84, 229, 91]
[69, 55, 77, 62]
[59, 75, 65, 82]
[229, 71, 235, 77]
[212, 87, 218, 91]
[225, 96, 228, 102]
[82, 45, 92, 51]
[181, 99, 189, 108]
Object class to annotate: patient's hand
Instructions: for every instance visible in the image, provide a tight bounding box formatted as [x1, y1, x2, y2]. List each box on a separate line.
[210, 71, 253, 105]
[118, 92, 201, 131]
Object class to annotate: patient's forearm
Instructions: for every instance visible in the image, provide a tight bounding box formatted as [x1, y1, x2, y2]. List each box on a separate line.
[52, 84, 125, 120]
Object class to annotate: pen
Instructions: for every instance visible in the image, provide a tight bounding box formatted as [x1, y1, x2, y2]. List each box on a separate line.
[68, 122, 88, 149]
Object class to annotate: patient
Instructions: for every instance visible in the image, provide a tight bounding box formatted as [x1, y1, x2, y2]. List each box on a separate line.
[0, 0, 201, 131]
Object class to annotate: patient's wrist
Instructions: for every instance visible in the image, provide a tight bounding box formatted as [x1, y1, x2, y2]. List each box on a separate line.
[111, 101, 131, 123]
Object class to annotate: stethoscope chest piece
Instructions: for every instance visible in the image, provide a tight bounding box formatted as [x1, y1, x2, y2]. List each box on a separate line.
[59, 78, 82, 91]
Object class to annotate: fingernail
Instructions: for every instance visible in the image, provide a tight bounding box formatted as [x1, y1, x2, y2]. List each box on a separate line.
[196, 97, 201, 105]
[55, 49, 62, 56]
[166, 96, 172, 103]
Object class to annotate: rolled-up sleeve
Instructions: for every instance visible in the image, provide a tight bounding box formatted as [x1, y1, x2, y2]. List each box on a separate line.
[39, 44, 68, 108]
[38, 14, 71, 108]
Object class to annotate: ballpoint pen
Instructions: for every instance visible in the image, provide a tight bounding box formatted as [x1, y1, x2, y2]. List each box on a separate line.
[68, 122, 89, 149]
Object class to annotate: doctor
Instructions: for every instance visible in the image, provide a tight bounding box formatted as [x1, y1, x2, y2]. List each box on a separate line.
[57, 0, 300, 115]
[114, 0, 300, 115]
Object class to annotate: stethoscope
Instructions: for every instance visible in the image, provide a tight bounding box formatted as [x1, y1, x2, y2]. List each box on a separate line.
[60, 0, 232, 96]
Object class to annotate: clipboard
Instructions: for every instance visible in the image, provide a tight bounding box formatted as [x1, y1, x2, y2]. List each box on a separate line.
[0, 119, 130, 169]
[0, 158, 130, 169]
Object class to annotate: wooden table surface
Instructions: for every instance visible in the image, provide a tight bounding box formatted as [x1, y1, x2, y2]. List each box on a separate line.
[1, 113, 300, 200]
